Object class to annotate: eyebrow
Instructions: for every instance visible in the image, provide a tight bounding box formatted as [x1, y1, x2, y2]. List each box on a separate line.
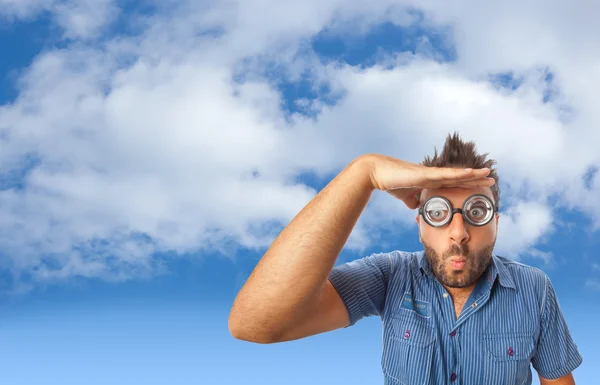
[424, 194, 495, 205]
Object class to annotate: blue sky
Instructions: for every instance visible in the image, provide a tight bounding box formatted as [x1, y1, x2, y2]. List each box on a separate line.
[0, 1, 599, 384]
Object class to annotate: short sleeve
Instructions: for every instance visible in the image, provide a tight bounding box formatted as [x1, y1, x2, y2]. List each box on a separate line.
[531, 276, 583, 379]
[327, 252, 392, 327]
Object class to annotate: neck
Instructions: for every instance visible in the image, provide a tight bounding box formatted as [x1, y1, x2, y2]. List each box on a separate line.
[443, 283, 477, 301]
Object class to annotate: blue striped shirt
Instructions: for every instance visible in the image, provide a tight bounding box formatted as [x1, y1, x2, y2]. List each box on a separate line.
[328, 250, 583, 384]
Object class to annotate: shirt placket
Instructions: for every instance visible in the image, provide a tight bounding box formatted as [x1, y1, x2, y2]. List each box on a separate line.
[438, 277, 493, 384]
[438, 285, 461, 384]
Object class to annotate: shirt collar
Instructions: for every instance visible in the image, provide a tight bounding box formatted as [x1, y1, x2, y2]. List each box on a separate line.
[415, 250, 517, 291]
[490, 254, 517, 290]
[416, 250, 434, 277]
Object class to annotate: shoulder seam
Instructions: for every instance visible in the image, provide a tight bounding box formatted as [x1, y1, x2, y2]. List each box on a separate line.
[540, 275, 549, 315]
[501, 259, 547, 275]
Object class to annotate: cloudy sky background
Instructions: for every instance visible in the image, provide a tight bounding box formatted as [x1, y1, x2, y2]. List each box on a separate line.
[0, 0, 598, 384]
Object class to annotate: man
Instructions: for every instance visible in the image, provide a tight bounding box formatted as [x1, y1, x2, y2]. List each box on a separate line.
[228, 133, 583, 384]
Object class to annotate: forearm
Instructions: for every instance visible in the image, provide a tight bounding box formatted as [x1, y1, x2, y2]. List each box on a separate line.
[540, 373, 575, 385]
[228, 156, 374, 341]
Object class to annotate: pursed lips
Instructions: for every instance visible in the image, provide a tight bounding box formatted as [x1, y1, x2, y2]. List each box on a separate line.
[449, 257, 467, 269]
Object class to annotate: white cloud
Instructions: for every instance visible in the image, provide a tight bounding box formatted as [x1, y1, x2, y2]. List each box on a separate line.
[0, 0, 119, 39]
[52, 0, 120, 40]
[0, 0, 53, 20]
[494, 201, 554, 258]
[0, 46, 320, 282]
[525, 249, 554, 266]
[2, 0, 600, 287]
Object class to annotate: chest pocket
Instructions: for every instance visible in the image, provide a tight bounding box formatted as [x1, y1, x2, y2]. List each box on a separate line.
[483, 332, 535, 385]
[383, 311, 435, 385]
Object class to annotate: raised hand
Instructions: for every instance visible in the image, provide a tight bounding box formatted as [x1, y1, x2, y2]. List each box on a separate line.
[363, 154, 495, 209]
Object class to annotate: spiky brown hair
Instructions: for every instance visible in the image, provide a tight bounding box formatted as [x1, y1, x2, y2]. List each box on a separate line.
[418, 132, 500, 208]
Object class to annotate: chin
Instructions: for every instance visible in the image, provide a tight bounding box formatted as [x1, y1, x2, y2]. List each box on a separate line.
[444, 272, 475, 288]
[448, 280, 473, 289]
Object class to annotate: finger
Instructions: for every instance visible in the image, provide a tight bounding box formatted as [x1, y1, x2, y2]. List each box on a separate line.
[449, 178, 496, 188]
[404, 197, 419, 210]
[422, 167, 469, 181]
[425, 167, 490, 182]
[456, 169, 493, 182]
[425, 176, 494, 189]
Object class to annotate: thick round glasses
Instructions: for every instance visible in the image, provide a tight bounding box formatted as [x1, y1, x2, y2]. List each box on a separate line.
[418, 194, 498, 228]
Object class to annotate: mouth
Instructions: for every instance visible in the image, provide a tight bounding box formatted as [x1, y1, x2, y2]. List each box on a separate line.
[449, 258, 467, 270]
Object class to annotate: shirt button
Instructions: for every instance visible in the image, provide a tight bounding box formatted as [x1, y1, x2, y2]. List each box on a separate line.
[472, 302, 478, 308]
[443, 292, 449, 299]
[451, 373, 457, 382]
[450, 330, 457, 337]
[404, 330, 411, 339]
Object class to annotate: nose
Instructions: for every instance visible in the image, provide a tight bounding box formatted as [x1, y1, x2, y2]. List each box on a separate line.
[449, 211, 469, 245]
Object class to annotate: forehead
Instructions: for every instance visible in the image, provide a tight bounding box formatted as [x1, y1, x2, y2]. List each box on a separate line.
[419, 187, 494, 206]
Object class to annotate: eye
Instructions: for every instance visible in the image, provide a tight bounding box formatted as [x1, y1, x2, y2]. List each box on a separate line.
[464, 195, 494, 223]
[423, 197, 451, 224]
[425, 203, 449, 221]
[470, 207, 485, 218]
[429, 209, 447, 219]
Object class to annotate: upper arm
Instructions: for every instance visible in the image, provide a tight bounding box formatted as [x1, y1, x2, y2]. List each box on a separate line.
[539, 372, 575, 385]
[273, 252, 393, 343]
[532, 275, 583, 380]
[272, 279, 350, 343]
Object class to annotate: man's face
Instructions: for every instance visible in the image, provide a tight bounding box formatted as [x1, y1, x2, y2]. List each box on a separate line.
[416, 187, 499, 289]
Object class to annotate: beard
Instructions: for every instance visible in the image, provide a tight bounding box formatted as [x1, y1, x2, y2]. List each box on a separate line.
[422, 241, 495, 289]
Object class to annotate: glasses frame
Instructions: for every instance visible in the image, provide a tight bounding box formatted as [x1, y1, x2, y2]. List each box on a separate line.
[418, 194, 499, 228]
